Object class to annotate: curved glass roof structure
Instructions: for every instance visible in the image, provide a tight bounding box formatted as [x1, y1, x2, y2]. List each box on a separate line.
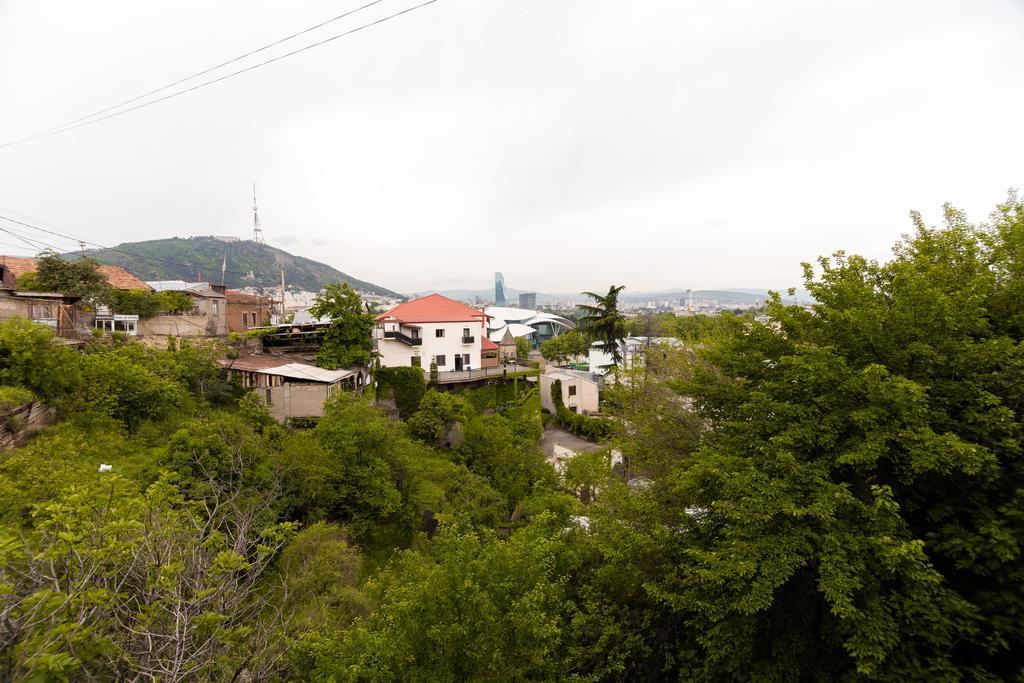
[485, 307, 575, 347]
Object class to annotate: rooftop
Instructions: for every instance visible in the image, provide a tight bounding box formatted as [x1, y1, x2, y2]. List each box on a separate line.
[378, 293, 486, 324]
[224, 354, 359, 383]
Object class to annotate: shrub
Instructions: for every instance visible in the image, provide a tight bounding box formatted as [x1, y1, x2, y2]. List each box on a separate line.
[375, 366, 426, 418]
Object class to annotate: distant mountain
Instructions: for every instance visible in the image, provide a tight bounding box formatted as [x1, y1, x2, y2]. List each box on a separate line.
[414, 286, 812, 306]
[80, 237, 399, 296]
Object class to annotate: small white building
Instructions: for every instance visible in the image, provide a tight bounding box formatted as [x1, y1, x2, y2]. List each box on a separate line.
[540, 369, 600, 415]
[374, 294, 488, 375]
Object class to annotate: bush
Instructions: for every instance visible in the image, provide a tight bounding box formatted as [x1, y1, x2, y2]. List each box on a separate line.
[0, 385, 37, 409]
[375, 366, 427, 418]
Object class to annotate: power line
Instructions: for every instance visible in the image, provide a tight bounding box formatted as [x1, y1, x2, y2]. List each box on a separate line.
[6, 0, 390, 145]
[1, 0, 440, 149]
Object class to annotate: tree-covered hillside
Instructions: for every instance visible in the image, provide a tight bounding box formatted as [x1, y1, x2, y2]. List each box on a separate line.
[81, 236, 399, 296]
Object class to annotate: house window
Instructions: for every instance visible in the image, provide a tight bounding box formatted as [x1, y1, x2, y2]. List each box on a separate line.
[264, 388, 273, 405]
[212, 301, 220, 315]
[435, 355, 446, 367]
[463, 353, 470, 365]
[410, 329, 420, 339]
[463, 327, 470, 337]
[252, 310, 258, 324]
[435, 329, 445, 338]
[568, 385, 577, 397]
[243, 313, 249, 327]
[411, 356, 421, 367]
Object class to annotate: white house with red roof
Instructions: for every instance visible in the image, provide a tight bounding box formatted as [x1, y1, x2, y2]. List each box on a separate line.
[375, 294, 489, 374]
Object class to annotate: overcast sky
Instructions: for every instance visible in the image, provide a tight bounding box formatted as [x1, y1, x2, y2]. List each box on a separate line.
[1, 0, 1022, 295]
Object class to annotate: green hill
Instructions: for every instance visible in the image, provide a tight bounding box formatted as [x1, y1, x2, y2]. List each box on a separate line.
[81, 237, 399, 296]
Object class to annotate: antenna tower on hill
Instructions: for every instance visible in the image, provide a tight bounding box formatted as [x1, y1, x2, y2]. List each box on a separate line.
[251, 181, 265, 244]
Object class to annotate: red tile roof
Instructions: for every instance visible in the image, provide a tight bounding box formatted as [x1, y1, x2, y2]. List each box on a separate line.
[481, 338, 498, 351]
[378, 293, 486, 324]
[0, 256, 152, 291]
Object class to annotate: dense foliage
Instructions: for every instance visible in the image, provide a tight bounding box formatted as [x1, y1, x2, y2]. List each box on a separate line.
[1, 195, 1023, 680]
[308, 282, 377, 369]
[540, 328, 590, 364]
[374, 365, 427, 418]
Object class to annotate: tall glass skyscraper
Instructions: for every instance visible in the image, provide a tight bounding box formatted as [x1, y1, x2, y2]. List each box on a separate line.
[495, 272, 506, 306]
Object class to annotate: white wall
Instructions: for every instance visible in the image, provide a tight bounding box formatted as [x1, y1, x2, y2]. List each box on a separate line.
[376, 320, 483, 375]
[541, 371, 600, 415]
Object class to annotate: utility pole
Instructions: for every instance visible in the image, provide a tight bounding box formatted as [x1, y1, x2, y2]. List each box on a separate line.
[279, 268, 286, 320]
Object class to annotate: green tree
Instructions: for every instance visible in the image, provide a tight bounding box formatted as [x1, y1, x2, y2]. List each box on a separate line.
[0, 318, 82, 401]
[0, 473, 295, 681]
[646, 198, 1024, 680]
[579, 285, 627, 367]
[515, 335, 532, 360]
[540, 328, 590, 364]
[277, 523, 368, 633]
[407, 390, 466, 444]
[16, 250, 110, 304]
[290, 520, 573, 681]
[375, 366, 427, 418]
[458, 412, 553, 506]
[77, 348, 185, 426]
[105, 289, 194, 318]
[308, 283, 376, 369]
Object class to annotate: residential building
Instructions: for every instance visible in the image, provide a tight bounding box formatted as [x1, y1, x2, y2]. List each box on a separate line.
[375, 294, 488, 375]
[540, 369, 600, 415]
[519, 292, 537, 309]
[225, 289, 271, 333]
[138, 281, 227, 337]
[223, 353, 367, 423]
[0, 290, 81, 337]
[486, 306, 575, 349]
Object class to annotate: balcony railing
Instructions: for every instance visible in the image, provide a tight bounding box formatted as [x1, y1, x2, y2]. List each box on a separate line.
[461, 335, 475, 344]
[383, 330, 423, 346]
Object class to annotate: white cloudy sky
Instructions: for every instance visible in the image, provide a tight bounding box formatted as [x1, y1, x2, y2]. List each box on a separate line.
[1, 0, 1022, 294]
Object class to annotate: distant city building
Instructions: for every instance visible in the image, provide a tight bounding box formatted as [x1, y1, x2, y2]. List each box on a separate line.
[519, 292, 537, 309]
[495, 272, 506, 307]
[212, 235, 240, 243]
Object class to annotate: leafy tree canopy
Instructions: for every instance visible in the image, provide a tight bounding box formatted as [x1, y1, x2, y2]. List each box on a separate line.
[308, 282, 376, 369]
[579, 285, 627, 366]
